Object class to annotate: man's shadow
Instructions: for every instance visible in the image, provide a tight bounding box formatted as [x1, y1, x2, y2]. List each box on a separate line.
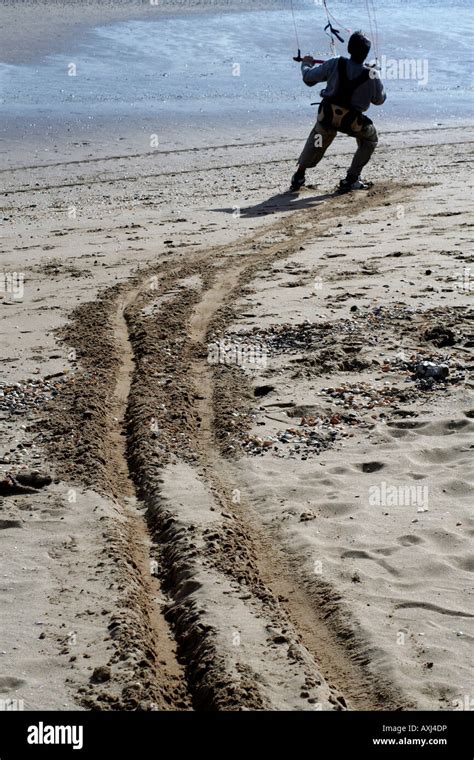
[212, 186, 340, 219]
[213, 188, 339, 219]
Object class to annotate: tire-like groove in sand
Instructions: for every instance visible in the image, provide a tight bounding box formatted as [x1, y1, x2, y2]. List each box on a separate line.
[44, 184, 411, 709]
[187, 267, 409, 711]
[105, 290, 191, 709]
[43, 285, 191, 710]
[122, 189, 412, 709]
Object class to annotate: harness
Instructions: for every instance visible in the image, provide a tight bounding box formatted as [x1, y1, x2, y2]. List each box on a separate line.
[318, 57, 372, 134]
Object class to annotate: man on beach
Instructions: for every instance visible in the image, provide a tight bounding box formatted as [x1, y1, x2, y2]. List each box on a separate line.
[290, 31, 386, 193]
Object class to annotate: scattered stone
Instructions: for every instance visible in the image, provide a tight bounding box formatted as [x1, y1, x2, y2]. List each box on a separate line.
[253, 385, 274, 397]
[15, 470, 52, 489]
[0, 376, 72, 417]
[90, 666, 111, 684]
[0, 469, 51, 495]
[0, 476, 38, 495]
[424, 325, 456, 347]
[299, 511, 316, 522]
[414, 361, 449, 381]
[241, 419, 338, 458]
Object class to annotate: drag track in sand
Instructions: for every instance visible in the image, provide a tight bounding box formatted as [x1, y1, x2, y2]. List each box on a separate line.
[41, 183, 415, 710]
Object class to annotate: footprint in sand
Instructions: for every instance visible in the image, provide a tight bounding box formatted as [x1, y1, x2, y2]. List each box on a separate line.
[398, 534, 424, 546]
[373, 547, 399, 556]
[388, 418, 472, 438]
[388, 420, 428, 430]
[327, 465, 351, 475]
[450, 556, 474, 572]
[320, 502, 355, 516]
[341, 549, 401, 577]
[0, 676, 26, 693]
[342, 550, 370, 559]
[356, 461, 385, 473]
[409, 446, 467, 465]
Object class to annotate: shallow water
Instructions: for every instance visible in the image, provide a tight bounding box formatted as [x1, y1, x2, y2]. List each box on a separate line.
[0, 0, 472, 145]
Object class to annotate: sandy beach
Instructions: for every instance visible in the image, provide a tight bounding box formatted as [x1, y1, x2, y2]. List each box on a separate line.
[0, 0, 473, 714]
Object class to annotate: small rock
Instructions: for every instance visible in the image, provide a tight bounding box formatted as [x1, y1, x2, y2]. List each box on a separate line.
[90, 665, 111, 684]
[15, 470, 52, 489]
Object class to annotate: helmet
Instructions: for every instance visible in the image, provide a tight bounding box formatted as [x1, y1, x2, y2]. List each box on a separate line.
[348, 31, 371, 63]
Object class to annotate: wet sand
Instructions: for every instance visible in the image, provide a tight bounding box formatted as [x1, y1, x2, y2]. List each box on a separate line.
[0, 0, 288, 64]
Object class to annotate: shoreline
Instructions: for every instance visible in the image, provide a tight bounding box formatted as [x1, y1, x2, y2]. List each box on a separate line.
[0, 1, 288, 65]
[1, 0, 471, 155]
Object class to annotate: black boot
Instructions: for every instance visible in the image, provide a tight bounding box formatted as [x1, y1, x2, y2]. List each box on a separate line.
[339, 174, 372, 193]
[290, 169, 306, 191]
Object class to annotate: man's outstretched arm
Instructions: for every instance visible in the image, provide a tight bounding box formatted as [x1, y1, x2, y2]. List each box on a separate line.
[371, 76, 387, 105]
[301, 57, 338, 87]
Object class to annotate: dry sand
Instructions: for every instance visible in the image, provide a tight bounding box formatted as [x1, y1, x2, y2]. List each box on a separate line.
[0, 1, 473, 714]
[1, 119, 472, 711]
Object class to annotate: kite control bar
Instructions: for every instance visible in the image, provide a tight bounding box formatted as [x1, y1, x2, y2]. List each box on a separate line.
[293, 49, 380, 71]
[293, 49, 325, 63]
